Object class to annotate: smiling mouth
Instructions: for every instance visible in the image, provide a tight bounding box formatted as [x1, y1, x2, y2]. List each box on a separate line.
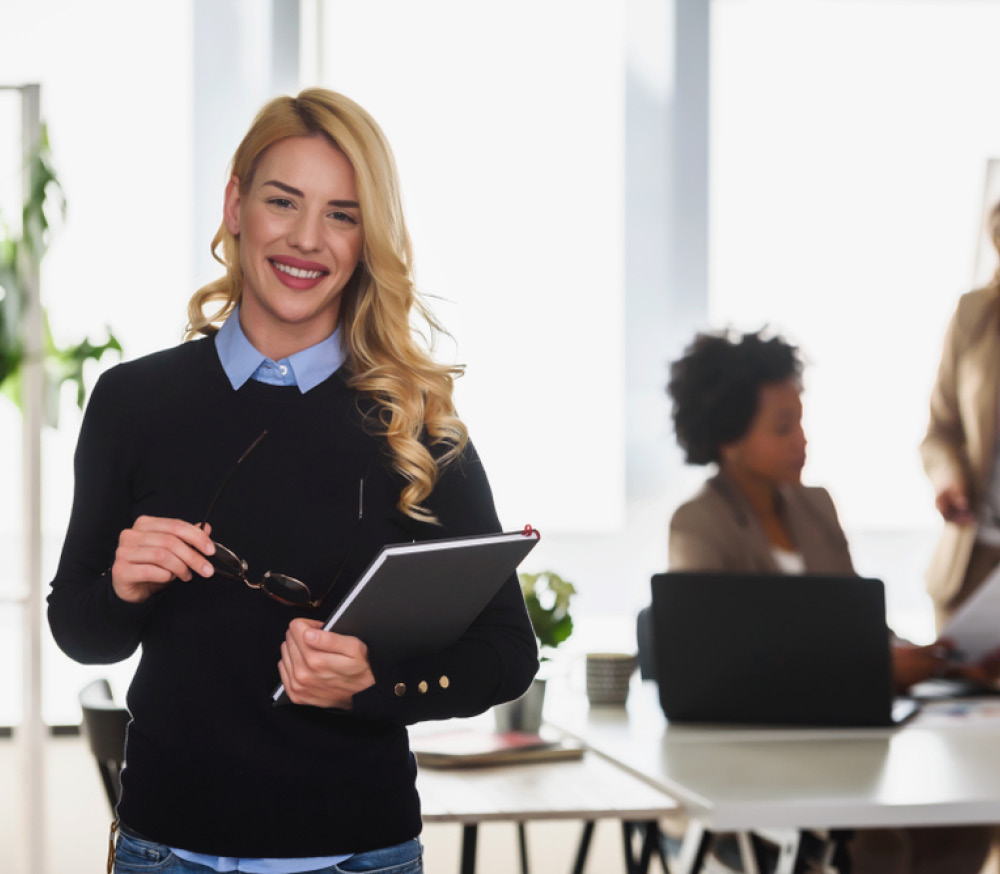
[270, 259, 328, 280]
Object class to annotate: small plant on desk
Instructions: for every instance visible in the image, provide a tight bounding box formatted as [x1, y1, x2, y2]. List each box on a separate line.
[495, 570, 578, 733]
[519, 570, 577, 661]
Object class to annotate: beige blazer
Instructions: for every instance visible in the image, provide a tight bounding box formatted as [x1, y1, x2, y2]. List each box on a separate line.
[668, 471, 855, 574]
[920, 284, 1000, 608]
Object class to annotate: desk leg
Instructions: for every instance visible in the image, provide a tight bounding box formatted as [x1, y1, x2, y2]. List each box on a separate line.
[621, 822, 642, 874]
[518, 822, 530, 874]
[740, 832, 791, 874]
[736, 832, 762, 874]
[672, 822, 710, 874]
[460, 824, 478, 874]
[635, 821, 665, 874]
[770, 829, 802, 874]
[571, 822, 595, 874]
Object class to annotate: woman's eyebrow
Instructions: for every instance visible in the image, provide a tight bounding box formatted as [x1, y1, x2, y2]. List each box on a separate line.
[262, 179, 359, 208]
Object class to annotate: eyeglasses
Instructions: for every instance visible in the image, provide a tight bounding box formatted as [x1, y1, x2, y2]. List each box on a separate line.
[200, 430, 363, 608]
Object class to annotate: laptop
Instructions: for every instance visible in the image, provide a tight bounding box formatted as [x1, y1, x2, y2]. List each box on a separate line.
[649, 572, 919, 727]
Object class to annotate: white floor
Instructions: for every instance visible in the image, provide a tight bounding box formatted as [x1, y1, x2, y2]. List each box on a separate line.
[0, 733, 657, 874]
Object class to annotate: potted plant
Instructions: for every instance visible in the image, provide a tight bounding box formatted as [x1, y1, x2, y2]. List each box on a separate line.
[1, 124, 121, 422]
[494, 570, 577, 733]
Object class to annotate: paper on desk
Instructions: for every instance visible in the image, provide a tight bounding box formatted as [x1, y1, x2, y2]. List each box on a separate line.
[915, 699, 1000, 726]
[940, 562, 1000, 661]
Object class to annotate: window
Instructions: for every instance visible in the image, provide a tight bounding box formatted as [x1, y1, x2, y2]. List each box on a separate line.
[0, 0, 192, 724]
[314, 0, 628, 534]
[710, 0, 1000, 638]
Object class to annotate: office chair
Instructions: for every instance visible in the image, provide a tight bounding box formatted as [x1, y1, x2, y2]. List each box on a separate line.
[78, 679, 130, 812]
[636, 605, 657, 681]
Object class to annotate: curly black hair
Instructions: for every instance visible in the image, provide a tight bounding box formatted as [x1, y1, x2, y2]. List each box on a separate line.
[667, 328, 804, 466]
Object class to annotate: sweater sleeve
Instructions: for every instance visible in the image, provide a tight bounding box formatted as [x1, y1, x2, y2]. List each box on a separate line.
[47, 368, 158, 664]
[347, 441, 539, 725]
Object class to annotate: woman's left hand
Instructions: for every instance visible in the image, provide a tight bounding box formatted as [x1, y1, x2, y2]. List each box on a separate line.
[950, 645, 1000, 687]
[278, 618, 376, 708]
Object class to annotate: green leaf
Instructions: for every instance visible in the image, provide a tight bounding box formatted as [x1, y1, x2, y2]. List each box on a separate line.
[0, 124, 120, 423]
[519, 570, 577, 652]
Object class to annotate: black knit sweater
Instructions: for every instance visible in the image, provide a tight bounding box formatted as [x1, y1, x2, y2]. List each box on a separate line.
[47, 338, 538, 857]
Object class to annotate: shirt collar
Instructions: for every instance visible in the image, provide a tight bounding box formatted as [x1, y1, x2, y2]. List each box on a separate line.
[214, 306, 346, 394]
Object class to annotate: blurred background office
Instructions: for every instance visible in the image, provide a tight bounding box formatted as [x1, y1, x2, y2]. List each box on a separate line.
[3, 0, 1000, 738]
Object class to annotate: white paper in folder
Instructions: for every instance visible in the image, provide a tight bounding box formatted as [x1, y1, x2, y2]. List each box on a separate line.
[941, 563, 1000, 661]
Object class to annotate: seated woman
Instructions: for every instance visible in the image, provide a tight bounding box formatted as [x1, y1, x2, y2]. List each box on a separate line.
[664, 327, 991, 874]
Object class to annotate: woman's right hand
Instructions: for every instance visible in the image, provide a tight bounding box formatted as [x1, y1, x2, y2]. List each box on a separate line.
[891, 642, 953, 692]
[111, 516, 216, 603]
[935, 483, 976, 524]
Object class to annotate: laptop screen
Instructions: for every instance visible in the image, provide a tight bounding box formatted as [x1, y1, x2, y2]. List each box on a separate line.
[650, 572, 897, 727]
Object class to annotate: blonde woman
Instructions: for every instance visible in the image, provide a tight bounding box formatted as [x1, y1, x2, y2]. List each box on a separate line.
[48, 89, 537, 874]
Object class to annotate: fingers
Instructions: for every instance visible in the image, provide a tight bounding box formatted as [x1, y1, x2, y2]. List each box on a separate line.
[111, 515, 217, 604]
[950, 662, 994, 686]
[135, 515, 216, 559]
[936, 485, 976, 524]
[279, 619, 375, 708]
[927, 638, 962, 663]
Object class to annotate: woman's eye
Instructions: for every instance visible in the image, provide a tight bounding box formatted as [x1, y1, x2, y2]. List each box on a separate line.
[268, 197, 294, 209]
[330, 211, 359, 225]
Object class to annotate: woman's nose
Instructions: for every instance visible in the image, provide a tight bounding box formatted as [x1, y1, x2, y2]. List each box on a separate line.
[288, 210, 322, 251]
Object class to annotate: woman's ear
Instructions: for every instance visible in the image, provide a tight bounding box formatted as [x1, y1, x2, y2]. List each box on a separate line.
[223, 176, 241, 236]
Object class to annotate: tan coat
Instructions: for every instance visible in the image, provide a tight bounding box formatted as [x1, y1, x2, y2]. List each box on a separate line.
[920, 284, 1000, 609]
[668, 471, 855, 574]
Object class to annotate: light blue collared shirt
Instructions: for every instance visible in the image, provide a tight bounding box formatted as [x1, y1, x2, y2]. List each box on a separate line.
[168, 853, 345, 874]
[214, 305, 347, 393]
[173, 308, 350, 873]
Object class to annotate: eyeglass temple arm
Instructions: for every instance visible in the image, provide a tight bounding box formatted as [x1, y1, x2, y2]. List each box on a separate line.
[199, 430, 269, 527]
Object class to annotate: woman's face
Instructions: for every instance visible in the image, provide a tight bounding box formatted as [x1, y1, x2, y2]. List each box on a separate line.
[224, 134, 364, 356]
[721, 378, 807, 486]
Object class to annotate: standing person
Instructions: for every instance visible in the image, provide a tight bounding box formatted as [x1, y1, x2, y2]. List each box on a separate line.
[48, 88, 538, 874]
[921, 201, 1000, 630]
[664, 327, 992, 874]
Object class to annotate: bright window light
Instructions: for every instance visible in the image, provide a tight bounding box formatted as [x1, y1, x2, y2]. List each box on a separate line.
[316, 0, 627, 534]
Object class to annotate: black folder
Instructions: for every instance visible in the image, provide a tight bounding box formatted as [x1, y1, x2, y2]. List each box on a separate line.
[272, 527, 540, 704]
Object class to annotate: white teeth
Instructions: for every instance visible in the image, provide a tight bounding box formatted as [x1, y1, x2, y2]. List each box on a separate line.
[273, 261, 324, 279]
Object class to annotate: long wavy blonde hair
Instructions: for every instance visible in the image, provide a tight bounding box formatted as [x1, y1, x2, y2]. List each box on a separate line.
[185, 88, 467, 522]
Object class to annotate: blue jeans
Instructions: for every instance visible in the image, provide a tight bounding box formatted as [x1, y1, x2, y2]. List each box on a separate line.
[114, 828, 423, 874]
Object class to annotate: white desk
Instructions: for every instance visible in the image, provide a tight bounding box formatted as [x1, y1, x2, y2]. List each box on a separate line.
[418, 750, 680, 825]
[414, 722, 680, 874]
[546, 679, 1000, 833]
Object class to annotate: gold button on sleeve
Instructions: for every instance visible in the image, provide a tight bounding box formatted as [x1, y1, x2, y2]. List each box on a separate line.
[438, 675, 450, 689]
[418, 680, 428, 694]
[394, 683, 407, 697]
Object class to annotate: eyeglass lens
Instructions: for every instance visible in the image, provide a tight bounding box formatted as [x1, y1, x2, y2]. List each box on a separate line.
[209, 542, 314, 606]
